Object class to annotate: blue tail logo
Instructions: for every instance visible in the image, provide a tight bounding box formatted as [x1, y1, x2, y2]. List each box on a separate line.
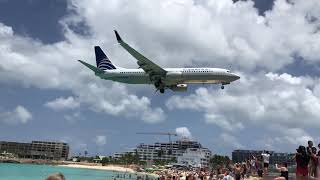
[94, 46, 116, 70]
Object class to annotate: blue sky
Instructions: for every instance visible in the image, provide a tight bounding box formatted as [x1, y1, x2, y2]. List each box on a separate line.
[0, 0, 320, 157]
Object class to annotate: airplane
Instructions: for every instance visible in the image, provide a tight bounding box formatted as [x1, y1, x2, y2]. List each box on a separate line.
[78, 30, 240, 93]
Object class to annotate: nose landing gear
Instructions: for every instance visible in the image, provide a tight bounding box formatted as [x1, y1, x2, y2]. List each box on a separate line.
[221, 82, 229, 89]
[160, 89, 165, 93]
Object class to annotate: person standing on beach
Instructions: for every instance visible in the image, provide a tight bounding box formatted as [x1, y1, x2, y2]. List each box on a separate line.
[295, 145, 310, 180]
[250, 155, 257, 176]
[256, 155, 264, 178]
[261, 151, 270, 175]
[318, 144, 320, 178]
[310, 147, 318, 178]
[307, 140, 314, 177]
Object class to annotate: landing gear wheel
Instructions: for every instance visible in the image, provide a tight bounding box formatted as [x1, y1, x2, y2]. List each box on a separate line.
[160, 89, 165, 93]
[155, 82, 160, 88]
[221, 85, 224, 89]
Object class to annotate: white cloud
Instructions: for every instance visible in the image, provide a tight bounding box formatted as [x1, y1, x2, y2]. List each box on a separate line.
[66, 0, 320, 71]
[0, 0, 320, 125]
[266, 73, 303, 85]
[45, 96, 80, 111]
[0, 0, 319, 151]
[64, 112, 81, 123]
[219, 133, 245, 149]
[205, 114, 244, 131]
[0, 20, 165, 123]
[94, 135, 107, 146]
[0, 105, 32, 124]
[175, 127, 192, 139]
[167, 72, 320, 132]
[167, 71, 319, 152]
[254, 126, 314, 152]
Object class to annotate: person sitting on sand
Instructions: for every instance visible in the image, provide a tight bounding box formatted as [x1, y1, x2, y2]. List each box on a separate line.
[45, 173, 65, 180]
[274, 162, 288, 180]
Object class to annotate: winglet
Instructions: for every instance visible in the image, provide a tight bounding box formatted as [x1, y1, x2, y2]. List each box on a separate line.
[114, 30, 122, 42]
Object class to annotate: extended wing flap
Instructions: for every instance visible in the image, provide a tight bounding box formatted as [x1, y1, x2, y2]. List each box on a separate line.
[114, 30, 166, 76]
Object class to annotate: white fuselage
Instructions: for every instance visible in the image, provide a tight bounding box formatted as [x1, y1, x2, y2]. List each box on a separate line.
[96, 67, 240, 86]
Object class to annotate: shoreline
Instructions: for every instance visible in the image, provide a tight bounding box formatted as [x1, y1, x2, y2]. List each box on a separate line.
[0, 159, 157, 177]
[58, 164, 159, 178]
[58, 164, 136, 173]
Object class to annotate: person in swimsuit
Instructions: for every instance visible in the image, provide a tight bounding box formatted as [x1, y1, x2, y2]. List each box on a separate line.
[256, 155, 264, 178]
[307, 140, 314, 177]
[241, 163, 247, 179]
[274, 162, 289, 180]
[250, 155, 257, 176]
[295, 145, 310, 180]
[317, 144, 320, 179]
[234, 163, 241, 180]
[310, 147, 318, 178]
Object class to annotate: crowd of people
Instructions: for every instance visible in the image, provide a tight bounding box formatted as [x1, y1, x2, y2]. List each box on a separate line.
[154, 151, 272, 180]
[294, 140, 319, 180]
[155, 140, 320, 180]
[44, 140, 320, 180]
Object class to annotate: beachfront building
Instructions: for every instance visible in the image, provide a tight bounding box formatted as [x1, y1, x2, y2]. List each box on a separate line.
[232, 149, 295, 165]
[0, 141, 69, 160]
[177, 148, 210, 168]
[114, 139, 212, 167]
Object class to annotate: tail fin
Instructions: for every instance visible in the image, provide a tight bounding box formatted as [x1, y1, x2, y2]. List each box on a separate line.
[94, 46, 116, 70]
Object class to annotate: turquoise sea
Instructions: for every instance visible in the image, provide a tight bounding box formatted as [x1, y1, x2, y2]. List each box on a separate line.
[0, 163, 143, 180]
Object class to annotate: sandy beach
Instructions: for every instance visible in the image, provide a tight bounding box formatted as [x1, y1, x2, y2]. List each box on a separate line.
[59, 164, 136, 173]
[59, 164, 160, 179]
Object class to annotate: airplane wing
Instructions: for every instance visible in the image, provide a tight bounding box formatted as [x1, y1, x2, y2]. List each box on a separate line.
[114, 30, 167, 78]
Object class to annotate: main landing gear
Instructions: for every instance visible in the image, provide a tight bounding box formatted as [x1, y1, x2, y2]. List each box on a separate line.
[154, 80, 165, 93]
[221, 85, 224, 89]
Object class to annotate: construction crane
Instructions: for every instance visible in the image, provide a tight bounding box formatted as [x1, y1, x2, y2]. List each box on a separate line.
[136, 132, 178, 144]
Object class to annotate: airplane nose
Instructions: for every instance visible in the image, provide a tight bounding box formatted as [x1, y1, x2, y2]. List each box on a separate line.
[232, 73, 240, 81]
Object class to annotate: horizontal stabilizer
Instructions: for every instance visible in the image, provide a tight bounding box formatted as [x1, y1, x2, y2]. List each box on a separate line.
[78, 60, 104, 74]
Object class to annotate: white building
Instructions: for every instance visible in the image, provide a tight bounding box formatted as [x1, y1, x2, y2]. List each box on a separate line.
[113, 139, 212, 167]
[177, 148, 210, 168]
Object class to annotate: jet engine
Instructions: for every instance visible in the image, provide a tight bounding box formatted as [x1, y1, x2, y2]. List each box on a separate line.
[166, 71, 182, 80]
[170, 84, 188, 92]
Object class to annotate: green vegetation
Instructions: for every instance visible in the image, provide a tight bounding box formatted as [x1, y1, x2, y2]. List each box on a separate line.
[209, 155, 231, 169]
[99, 153, 142, 166]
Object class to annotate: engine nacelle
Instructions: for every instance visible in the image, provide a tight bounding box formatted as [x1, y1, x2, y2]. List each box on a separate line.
[166, 71, 182, 80]
[170, 84, 188, 92]
[166, 71, 182, 76]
